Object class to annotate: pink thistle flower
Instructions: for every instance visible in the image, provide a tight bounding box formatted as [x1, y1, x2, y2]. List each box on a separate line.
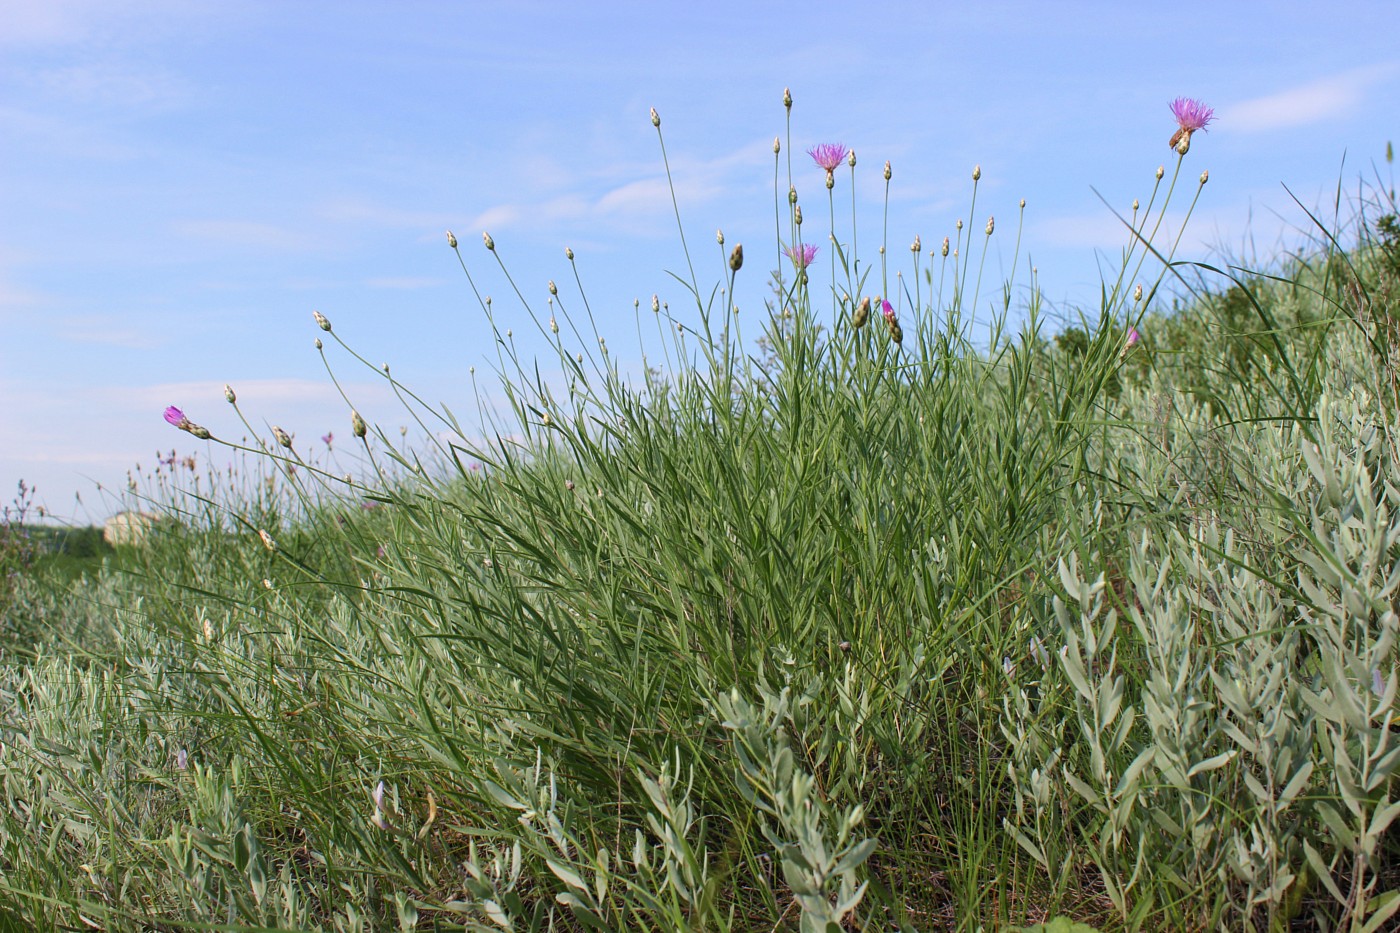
[785, 243, 818, 270]
[322, 432, 334, 447]
[1121, 326, 1142, 360]
[881, 299, 896, 323]
[164, 406, 188, 428]
[808, 143, 849, 173]
[1168, 97, 1214, 154]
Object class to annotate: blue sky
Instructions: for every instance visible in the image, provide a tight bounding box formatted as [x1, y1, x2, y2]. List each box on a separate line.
[3, 0, 1398, 523]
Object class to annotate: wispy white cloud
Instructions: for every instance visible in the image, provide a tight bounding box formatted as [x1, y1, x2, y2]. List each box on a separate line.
[1225, 63, 1400, 133]
[364, 276, 443, 290]
[53, 315, 167, 349]
[30, 62, 190, 110]
[171, 219, 315, 252]
[457, 138, 767, 240]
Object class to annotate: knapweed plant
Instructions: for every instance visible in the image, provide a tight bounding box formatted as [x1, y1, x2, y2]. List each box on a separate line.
[1, 94, 1397, 932]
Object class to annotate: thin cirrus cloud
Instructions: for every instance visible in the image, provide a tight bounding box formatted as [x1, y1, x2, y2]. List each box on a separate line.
[1224, 63, 1400, 133]
[171, 219, 318, 252]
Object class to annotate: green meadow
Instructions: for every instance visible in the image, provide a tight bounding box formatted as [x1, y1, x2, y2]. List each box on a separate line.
[2, 102, 1399, 931]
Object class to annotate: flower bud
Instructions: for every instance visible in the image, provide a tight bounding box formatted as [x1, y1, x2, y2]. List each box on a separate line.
[550, 317, 558, 334]
[259, 529, 277, 551]
[1199, 169, 1209, 184]
[224, 384, 236, 404]
[1132, 199, 1139, 211]
[789, 185, 798, 205]
[825, 171, 834, 190]
[941, 237, 950, 257]
[911, 235, 921, 253]
[972, 164, 981, 181]
[729, 243, 743, 271]
[795, 205, 803, 226]
[853, 296, 870, 328]
[650, 107, 660, 127]
[565, 246, 574, 260]
[272, 426, 293, 449]
[1019, 198, 1026, 209]
[351, 410, 367, 438]
[446, 230, 458, 248]
[548, 280, 557, 295]
[483, 231, 494, 250]
[888, 320, 903, 345]
[190, 424, 211, 440]
[1156, 165, 1165, 180]
[883, 160, 892, 181]
[783, 87, 792, 110]
[716, 229, 724, 245]
[773, 136, 781, 154]
[1134, 284, 1143, 302]
[315, 338, 323, 350]
[956, 219, 963, 231]
[847, 149, 856, 168]
[313, 310, 332, 332]
[651, 294, 660, 313]
[985, 216, 995, 236]
[1175, 132, 1191, 155]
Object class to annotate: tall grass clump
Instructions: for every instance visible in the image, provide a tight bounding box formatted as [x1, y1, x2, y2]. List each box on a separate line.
[1, 94, 1397, 931]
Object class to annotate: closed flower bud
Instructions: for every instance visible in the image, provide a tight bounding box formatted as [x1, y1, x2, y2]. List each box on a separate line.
[956, 219, 963, 231]
[783, 87, 792, 110]
[1134, 284, 1143, 302]
[550, 317, 558, 334]
[729, 243, 743, 271]
[941, 237, 950, 257]
[565, 246, 574, 260]
[883, 160, 892, 181]
[315, 338, 323, 349]
[847, 149, 856, 167]
[272, 426, 293, 449]
[190, 424, 211, 440]
[795, 205, 803, 226]
[1156, 165, 1165, 180]
[773, 136, 781, 154]
[482, 231, 494, 250]
[825, 171, 834, 189]
[972, 164, 981, 181]
[651, 294, 660, 313]
[912, 235, 921, 253]
[650, 107, 660, 127]
[716, 229, 724, 245]
[788, 185, 797, 205]
[351, 410, 367, 438]
[1132, 199, 1139, 211]
[1199, 169, 1209, 184]
[446, 230, 458, 248]
[548, 280, 557, 295]
[1019, 198, 1026, 209]
[258, 529, 277, 551]
[889, 320, 903, 345]
[224, 384, 236, 404]
[985, 216, 995, 235]
[313, 310, 332, 331]
[853, 296, 871, 328]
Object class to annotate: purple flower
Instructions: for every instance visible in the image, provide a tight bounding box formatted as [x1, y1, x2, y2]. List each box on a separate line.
[1168, 97, 1214, 153]
[163, 406, 188, 428]
[1126, 327, 1141, 348]
[881, 299, 896, 323]
[807, 143, 849, 173]
[785, 243, 818, 269]
[322, 432, 334, 447]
